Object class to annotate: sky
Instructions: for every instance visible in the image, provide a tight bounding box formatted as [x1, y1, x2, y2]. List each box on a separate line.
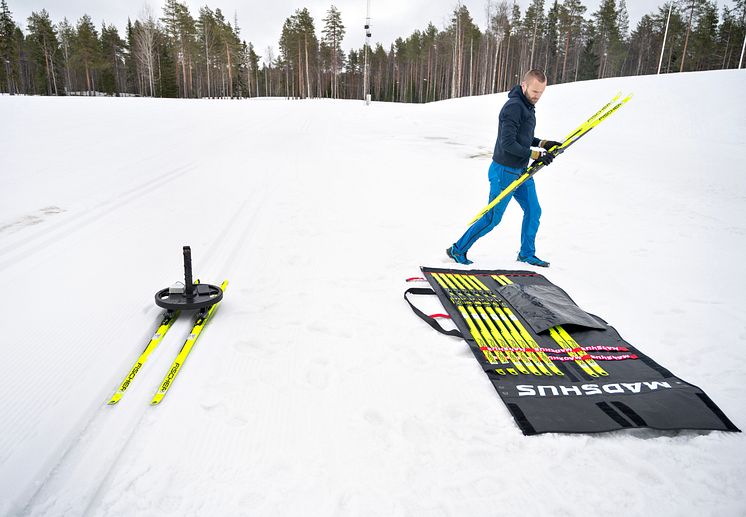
[6, 0, 738, 64]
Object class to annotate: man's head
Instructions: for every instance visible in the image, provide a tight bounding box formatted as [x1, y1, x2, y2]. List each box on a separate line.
[521, 69, 547, 105]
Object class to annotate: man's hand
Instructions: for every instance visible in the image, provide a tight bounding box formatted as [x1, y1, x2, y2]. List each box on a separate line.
[531, 149, 554, 167]
[540, 139, 562, 151]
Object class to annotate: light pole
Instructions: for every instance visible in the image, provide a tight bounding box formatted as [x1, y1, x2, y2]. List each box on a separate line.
[363, 0, 371, 105]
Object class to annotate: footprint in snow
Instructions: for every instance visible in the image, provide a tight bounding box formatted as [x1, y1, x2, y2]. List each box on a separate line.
[200, 394, 249, 428]
[0, 206, 65, 235]
[306, 364, 330, 390]
[233, 340, 255, 355]
[306, 321, 331, 334]
[364, 409, 384, 426]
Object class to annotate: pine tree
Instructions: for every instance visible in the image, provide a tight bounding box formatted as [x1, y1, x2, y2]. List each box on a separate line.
[448, 5, 481, 98]
[161, 0, 196, 98]
[370, 43, 388, 100]
[296, 8, 318, 99]
[322, 6, 345, 99]
[13, 24, 28, 93]
[593, 0, 623, 78]
[545, 1, 560, 82]
[123, 19, 136, 93]
[26, 9, 59, 95]
[246, 42, 260, 97]
[716, 4, 745, 69]
[345, 48, 360, 97]
[558, 0, 587, 83]
[422, 23, 438, 100]
[156, 27, 178, 97]
[73, 15, 101, 94]
[210, 8, 241, 98]
[617, 0, 630, 38]
[0, 0, 19, 94]
[691, 0, 718, 70]
[196, 7, 216, 97]
[629, 14, 656, 74]
[679, 0, 707, 72]
[100, 23, 125, 95]
[279, 16, 296, 97]
[503, 3, 522, 89]
[578, 20, 600, 80]
[279, 9, 318, 99]
[523, 0, 546, 73]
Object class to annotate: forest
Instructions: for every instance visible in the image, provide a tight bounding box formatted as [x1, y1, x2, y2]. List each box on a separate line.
[0, 0, 744, 102]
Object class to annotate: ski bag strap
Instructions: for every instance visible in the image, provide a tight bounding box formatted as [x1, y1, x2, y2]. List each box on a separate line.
[404, 287, 463, 338]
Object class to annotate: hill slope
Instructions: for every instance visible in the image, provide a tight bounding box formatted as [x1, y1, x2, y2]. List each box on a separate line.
[1, 70, 745, 516]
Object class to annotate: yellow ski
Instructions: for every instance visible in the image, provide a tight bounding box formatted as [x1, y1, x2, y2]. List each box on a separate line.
[151, 280, 229, 405]
[108, 311, 179, 405]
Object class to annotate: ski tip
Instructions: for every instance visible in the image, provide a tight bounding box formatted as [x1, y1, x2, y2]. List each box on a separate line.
[107, 394, 122, 405]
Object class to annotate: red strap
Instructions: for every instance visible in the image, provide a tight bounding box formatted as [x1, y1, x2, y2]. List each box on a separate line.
[479, 347, 638, 361]
[430, 313, 451, 319]
[406, 277, 427, 282]
[573, 345, 630, 353]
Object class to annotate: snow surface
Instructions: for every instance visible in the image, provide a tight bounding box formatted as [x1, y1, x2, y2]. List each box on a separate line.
[1, 70, 745, 516]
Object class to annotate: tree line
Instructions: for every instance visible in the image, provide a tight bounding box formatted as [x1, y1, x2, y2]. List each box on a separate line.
[0, 0, 744, 102]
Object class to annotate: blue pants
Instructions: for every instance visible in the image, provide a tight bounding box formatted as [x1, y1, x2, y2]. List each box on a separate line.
[453, 161, 541, 257]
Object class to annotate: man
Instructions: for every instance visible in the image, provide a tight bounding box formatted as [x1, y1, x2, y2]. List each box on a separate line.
[447, 69, 561, 267]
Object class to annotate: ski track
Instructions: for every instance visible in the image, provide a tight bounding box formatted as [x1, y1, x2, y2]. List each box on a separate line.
[80, 159, 281, 517]
[16, 165, 277, 517]
[0, 164, 195, 273]
[1, 99, 282, 515]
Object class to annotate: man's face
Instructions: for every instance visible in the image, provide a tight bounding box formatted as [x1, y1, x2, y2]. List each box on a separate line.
[521, 78, 547, 105]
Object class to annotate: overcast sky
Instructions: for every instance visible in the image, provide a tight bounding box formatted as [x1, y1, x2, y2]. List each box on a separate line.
[6, 0, 737, 64]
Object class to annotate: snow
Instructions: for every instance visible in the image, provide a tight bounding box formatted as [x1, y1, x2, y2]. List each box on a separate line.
[1, 69, 745, 516]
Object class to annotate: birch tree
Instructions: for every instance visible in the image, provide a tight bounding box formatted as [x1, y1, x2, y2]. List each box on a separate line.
[134, 10, 157, 96]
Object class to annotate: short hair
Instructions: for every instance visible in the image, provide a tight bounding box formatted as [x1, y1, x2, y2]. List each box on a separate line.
[523, 69, 547, 83]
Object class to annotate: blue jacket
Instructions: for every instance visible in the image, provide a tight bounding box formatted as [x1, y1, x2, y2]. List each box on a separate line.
[492, 85, 541, 169]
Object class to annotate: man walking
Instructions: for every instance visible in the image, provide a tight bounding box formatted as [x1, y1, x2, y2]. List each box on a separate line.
[447, 69, 560, 267]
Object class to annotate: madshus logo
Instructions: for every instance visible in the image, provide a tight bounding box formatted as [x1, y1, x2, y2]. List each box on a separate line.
[516, 381, 674, 397]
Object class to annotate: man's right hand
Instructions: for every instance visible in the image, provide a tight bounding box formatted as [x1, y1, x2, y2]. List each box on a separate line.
[540, 139, 562, 151]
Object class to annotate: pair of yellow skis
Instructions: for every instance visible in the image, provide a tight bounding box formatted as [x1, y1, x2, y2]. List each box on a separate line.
[108, 280, 228, 406]
[432, 271, 608, 378]
[432, 272, 566, 377]
[467, 92, 633, 226]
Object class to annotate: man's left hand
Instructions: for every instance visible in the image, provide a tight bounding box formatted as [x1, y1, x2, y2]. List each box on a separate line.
[533, 151, 554, 167]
